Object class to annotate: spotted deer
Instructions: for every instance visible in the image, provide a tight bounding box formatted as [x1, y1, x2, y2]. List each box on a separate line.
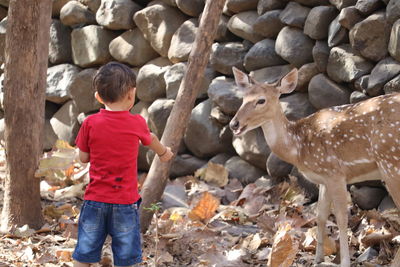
[229, 67, 400, 266]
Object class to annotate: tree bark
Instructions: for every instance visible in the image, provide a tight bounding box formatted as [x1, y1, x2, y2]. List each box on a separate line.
[139, 0, 226, 232]
[1, 0, 52, 232]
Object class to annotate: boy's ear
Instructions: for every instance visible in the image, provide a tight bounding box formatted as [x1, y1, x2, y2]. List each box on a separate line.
[94, 92, 104, 104]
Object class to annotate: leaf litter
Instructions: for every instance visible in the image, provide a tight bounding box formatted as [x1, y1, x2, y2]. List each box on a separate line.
[0, 142, 398, 266]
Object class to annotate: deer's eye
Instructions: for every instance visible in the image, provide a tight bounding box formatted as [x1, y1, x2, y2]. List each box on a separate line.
[256, 99, 266, 105]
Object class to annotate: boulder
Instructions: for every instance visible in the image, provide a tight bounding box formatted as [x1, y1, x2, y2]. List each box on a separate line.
[215, 15, 240, 42]
[96, 0, 141, 30]
[225, 156, 267, 184]
[349, 12, 390, 62]
[281, 92, 317, 120]
[79, 0, 101, 13]
[389, 19, 400, 62]
[50, 101, 80, 145]
[304, 6, 338, 40]
[250, 65, 292, 84]
[295, 63, 320, 92]
[131, 101, 151, 171]
[168, 19, 198, 63]
[355, 0, 383, 16]
[328, 15, 349, 47]
[227, 11, 264, 43]
[210, 42, 249, 75]
[159, 0, 177, 7]
[226, 0, 258, 13]
[134, 2, 188, 57]
[170, 154, 208, 178]
[367, 57, 400, 96]
[293, 0, 329, 6]
[354, 75, 369, 92]
[244, 39, 286, 71]
[232, 128, 270, 170]
[45, 101, 61, 120]
[279, 2, 310, 29]
[49, 19, 72, 64]
[210, 105, 232, 125]
[384, 74, 400, 94]
[47, 64, 80, 104]
[312, 41, 330, 73]
[136, 58, 171, 102]
[253, 10, 285, 38]
[184, 99, 233, 158]
[71, 25, 118, 68]
[208, 76, 242, 116]
[44, 120, 58, 151]
[69, 68, 103, 114]
[387, 0, 400, 25]
[350, 185, 386, 210]
[329, 0, 357, 10]
[109, 29, 159, 67]
[327, 44, 374, 83]
[275, 26, 314, 67]
[338, 6, 363, 30]
[147, 99, 175, 138]
[291, 167, 319, 202]
[257, 0, 288, 15]
[308, 74, 351, 109]
[52, 0, 72, 17]
[175, 0, 204, 17]
[378, 195, 396, 212]
[210, 153, 233, 165]
[0, 7, 6, 21]
[60, 0, 96, 27]
[162, 182, 188, 209]
[350, 90, 370, 104]
[266, 153, 292, 179]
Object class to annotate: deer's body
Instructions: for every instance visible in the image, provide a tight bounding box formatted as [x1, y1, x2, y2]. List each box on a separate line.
[230, 67, 400, 267]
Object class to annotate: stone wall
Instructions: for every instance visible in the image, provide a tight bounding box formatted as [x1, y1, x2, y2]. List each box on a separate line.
[0, 0, 399, 197]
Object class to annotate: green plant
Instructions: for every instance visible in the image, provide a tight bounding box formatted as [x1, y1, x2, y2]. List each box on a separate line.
[144, 202, 162, 266]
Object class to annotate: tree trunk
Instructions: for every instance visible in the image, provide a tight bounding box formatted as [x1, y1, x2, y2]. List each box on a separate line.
[1, 0, 52, 232]
[139, 0, 226, 232]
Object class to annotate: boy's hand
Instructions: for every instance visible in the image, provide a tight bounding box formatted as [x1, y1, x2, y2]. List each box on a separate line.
[158, 146, 173, 162]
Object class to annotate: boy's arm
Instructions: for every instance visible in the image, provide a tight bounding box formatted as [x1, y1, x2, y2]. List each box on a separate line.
[147, 133, 173, 162]
[78, 149, 90, 163]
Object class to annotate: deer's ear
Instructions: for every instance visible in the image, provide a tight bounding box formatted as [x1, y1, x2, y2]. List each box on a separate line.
[232, 67, 250, 89]
[276, 68, 298, 95]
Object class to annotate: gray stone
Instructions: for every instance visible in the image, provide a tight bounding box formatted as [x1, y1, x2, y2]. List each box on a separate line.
[53, 0, 72, 17]
[79, 0, 101, 12]
[329, 0, 357, 10]
[350, 12, 390, 62]
[244, 39, 286, 71]
[47, 64, 80, 104]
[50, 101, 80, 145]
[266, 153, 292, 179]
[96, 0, 141, 30]
[387, 0, 400, 25]
[208, 76, 242, 116]
[378, 195, 396, 212]
[71, 25, 118, 68]
[45, 101, 61, 120]
[313, 41, 330, 73]
[250, 65, 293, 84]
[328, 15, 349, 48]
[49, 19, 72, 65]
[228, 11, 264, 43]
[355, 247, 379, 263]
[136, 57, 171, 102]
[162, 182, 188, 209]
[367, 57, 400, 96]
[170, 154, 208, 178]
[338, 6, 363, 30]
[131, 101, 151, 171]
[109, 29, 159, 67]
[215, 15, 240, 42]
[225, 156, 267, 185]
[210, 42, 249, 75]
[384, 74, 400, 94]
[293, 0, 330, 6]
[0, 7, 5, 22]
[355, 0, 383, 16]
[168, 19, 198, 63]
[327, 44, 374, 83]
[350, 185, 386, 210]
[184, 99, 233, 158]
[60, 0, 96, 27]
[253, 10, 285, 39]
[226, 0, 258, 13]
[275, 26, 314, 67]
[70, 68, 102, 114]
[279, 2, 310, 29]
[210, 106, 232, 125]
[0, 0, 7, 7]
[354, 75, 369, 92]
[44, 120, 58, 151]
[257, 0, 288, 15]
[291, 167, 319, 202]
[160, 0, 177, 7]
[304, 6, 338, 40]
[147, 99, 174, 138]
[176, 0, 204, 17]
[350, 90, 370, 103]
[280, 92, 317, 120]
[308, 74, 351, 109]
[134, 2, 188, 57]
[389, 19, 400, 62]
[295, 63, 320, 92]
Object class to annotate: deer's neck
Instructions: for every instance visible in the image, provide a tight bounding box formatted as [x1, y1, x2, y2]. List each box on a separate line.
[260, 107, 298, 165]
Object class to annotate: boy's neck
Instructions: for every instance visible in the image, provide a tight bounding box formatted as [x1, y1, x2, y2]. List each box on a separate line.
[104, 102, 131, 112]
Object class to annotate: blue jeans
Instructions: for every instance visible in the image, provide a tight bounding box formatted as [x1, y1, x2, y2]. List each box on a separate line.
[72, 200, 142, 266]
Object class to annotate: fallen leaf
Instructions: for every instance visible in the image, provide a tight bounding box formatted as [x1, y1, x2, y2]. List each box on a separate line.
[188, 192, 220, 223]
[55, 249, 73, 262]
[196, 162, 229, 187]
[268, 223, 299, 267]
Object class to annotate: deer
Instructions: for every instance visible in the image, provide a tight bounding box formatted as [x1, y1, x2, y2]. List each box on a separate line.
[229, 67, 400, 266]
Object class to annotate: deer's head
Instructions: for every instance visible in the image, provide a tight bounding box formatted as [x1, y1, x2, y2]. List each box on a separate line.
[229, 67, 298, 135]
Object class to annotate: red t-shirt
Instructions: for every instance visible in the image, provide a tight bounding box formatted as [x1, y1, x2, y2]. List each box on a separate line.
[75, 109, 152, 204]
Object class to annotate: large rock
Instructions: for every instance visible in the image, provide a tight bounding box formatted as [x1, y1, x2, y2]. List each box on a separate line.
[184, 99, 233, 158]
[109, 29, 159, 67]
[79, 0, 101, 13]
[170, 154, 208, 178]
[131, 101, 151, 171]
[227, 11, 264, 43]
[313, 40, 330, 73]
[225, 156, 266, 184]
[147, 99, 174, 138]
[49, 20, 72, 64]
[367, 57, 400, 96]
[266, 153, 292, 179]
[60, 0, 96, 27]
[328, 15, 349, 47]
[134, 2, 188, 57]
[175, 0, 204, 17]
[250, 65, 292, 84]
[304, 6, 338, 40]
[69, 68, 102, 113]
[253, 10, 285, 38]
[257, 0, 288, 15]
[96, 0, 141, 30]
[53, 0, 72, 16]
[387, 0, 400, 25]
[338, 6, 363, 30]
[327, 44, 374, 83]
[215, 15, 240, 42]
[350, 186, 386, 210]
[47, 64, 80, 104]
[244, 39, 286, 71]
[295, 63, 320, 92]
[308, 74, 351, 109]
[136, 58, 171, 102]
[279, 2, 310, 29]
[232, 128, 270, 170]
[355, 0, 383, 16]
[275, 26, 314, 67]
[329, 0, 357, 10]
[168, 19, 198, 63]
[294, 0, 329, 6]
[208, 76, 242, 116]
[350, 90, 370, 104]
[281, 92, 317, 120]
[71, 25, 118, 68]
[44, 120, 58, 151]
[349, 12, 390, 62]
[226, 0, 258, 13]
[384, 74, 400, 94]
[389, 19, 400, 62]
[210, 42, 249, 75]
[50, 101, 80, 145]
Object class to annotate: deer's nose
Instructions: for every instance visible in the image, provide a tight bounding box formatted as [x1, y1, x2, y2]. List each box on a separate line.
[230, 120, 240, 131]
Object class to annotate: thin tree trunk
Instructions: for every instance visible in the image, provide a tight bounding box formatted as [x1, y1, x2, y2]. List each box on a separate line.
[1, 0, 52, 232]
[140, 0, 226, 232]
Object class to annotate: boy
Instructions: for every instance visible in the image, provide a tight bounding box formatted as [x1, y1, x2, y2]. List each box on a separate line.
[73, 62, 173, 267]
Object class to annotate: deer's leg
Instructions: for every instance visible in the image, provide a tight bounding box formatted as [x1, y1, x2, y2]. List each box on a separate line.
[315, 184, 332, 264]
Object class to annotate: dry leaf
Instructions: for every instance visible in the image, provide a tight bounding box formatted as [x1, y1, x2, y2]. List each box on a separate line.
[196, 162, 229, 187]
[55, 249, 73, 262]
[268, 223, 299, 267]
[302, 227, 336, 255]
[188, 192, 220, 223]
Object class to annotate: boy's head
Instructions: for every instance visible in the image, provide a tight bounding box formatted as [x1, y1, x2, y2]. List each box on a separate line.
[93, 62, 136, 103]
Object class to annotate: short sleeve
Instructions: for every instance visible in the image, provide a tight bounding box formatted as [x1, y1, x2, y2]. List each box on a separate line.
[75, 119, 90, 152]
[137, 115, 152, 146]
